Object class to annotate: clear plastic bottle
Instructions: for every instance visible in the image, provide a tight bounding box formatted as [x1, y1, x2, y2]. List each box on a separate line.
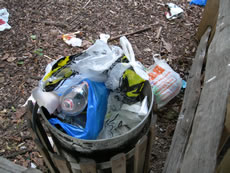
[60, 81, 88, 116]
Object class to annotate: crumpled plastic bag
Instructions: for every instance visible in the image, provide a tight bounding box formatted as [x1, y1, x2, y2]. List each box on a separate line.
[0, 8, 11, 31]
[190, 0, 207, 6]
[105, 36, 148, 91]
[165, 3, 184, 20]
[147, 58, 182, 108]
[49, 79, 109, 140]
[40, 40, 123, 92]
[97, 93, 148, 139]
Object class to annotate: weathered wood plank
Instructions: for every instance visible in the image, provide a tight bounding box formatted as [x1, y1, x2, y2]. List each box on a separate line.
[26, 102, 57, 173]
[144, 124, 155, 173]
[79, 159, 97, 173]
[197, 0, 220, 44]
[0, 156, 26, 173]
[134, 135, 148, 173]
[216, 148, 230, 173]
[163, 27, 211, 173]
[218, 95, 230, 154]
[111, 153, 126, 173]
[50, 152, 72, 173]
[180, 0, 230, 172]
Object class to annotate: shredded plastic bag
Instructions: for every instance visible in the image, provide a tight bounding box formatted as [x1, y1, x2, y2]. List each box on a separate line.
[190, 0, 207, 6]
[97, 93, 148, 139]
[49, 79, 109, 140]
[147, 58, 182, 108]
[0, 8, 11, 31]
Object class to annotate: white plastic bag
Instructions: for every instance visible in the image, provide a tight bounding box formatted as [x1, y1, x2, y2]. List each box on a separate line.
[147, 58, 182, 108]
[71, 40, 123, 81]
[0, 8, 11, 31]
[97, 92, 147, 139]
[105, 63, 130, 90]
[120, 36, 149, 80]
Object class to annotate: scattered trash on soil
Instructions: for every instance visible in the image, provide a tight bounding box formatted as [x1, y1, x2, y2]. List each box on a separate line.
[62, 32, 83, 47]
[165, 3, 184, 20]
[190, 0, 207, 6]
[0, 8, 11, 31]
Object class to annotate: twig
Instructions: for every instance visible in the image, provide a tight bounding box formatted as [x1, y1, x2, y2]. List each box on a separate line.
[109, 26, 151, 41]
[31, 20, 68, 28]
[83, 0, 91, 8]
[5, 149, 33, 158]
[156, 26, 163, 39]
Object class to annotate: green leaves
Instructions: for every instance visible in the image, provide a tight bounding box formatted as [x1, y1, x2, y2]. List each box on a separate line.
[33, 48, 43, 56]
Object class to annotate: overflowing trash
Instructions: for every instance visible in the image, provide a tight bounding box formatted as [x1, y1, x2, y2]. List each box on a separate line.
[28, 34, 182, 140]
[165, 3, 184, 20]
[190, 0, 207, 6]
[0, 8, 11, 31]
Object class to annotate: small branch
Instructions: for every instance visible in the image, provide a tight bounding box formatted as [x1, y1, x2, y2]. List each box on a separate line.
[5, 149, 33, 158]
[31, 20, 68, 28]
[109, 26, 152, 41]
[83, 0, 91, 8]
[156, 26, 163, 39]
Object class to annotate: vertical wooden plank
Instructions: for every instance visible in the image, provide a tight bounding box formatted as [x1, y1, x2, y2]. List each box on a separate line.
[50, 152, 72, 173]
[216, 149, 230, 173]
[111, 153, 126, 173]
[144, 125, 155, 173]
[180, 0, 230, 172]
[196, 0, 219, 44]
[26, 102, 57, 173]
[79, 159, 97, 173]
[134, 135, 148, 173]
[163, 27, 211, 173]
[218, 95, 230, 154]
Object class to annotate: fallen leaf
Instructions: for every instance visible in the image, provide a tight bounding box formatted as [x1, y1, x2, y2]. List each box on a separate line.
[7, 57, 17, 62]
[30, 35, 36, 40]
[15, 107, 26, 119]
[11, 106, 16, 112]
[17, 60, 24, 65]
[0, 77, 4, 83]
[81, 40, 92, 48]
[161, 38, 172, 52]
[2, 53, 9, 60]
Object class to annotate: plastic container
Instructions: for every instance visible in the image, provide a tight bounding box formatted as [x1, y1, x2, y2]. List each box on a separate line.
[60, 81, 88, 117]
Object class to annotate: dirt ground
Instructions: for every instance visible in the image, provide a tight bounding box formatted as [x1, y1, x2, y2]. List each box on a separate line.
[0, 0, 203, 172]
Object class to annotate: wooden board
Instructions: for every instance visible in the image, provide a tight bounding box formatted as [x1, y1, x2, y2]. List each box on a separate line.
[0, 156, 26, 173]
[163, 27, 211, 173]
[144, 124, 155, 173]
[180, 0, 230, 172]
[111, 153, 126, 173]
[79, 159, 97, 173]
[216, 148, 230, 173]
[218, 95, 230, 154]
[134, 135, 148, 173]
[26, 102, 57, 173]
[196, 0, 220, 45]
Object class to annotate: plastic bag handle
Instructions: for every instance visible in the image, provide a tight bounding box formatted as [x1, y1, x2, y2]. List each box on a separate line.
[120, 36, 135, 63]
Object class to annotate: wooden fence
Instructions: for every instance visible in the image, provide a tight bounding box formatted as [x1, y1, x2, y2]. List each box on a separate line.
[163, 0, 230, 173]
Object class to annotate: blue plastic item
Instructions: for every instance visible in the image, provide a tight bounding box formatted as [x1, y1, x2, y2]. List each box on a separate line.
[190, 0, 207, 6]
[49, 79, 109, 140]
